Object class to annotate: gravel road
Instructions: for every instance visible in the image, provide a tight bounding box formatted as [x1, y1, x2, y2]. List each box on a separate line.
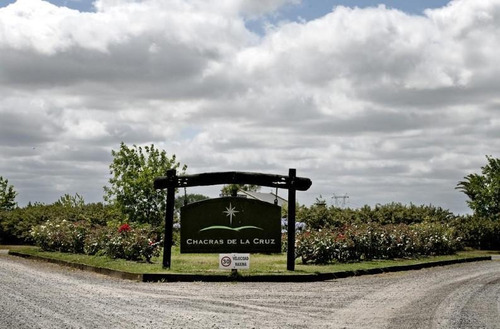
[1, 252, 499, 329]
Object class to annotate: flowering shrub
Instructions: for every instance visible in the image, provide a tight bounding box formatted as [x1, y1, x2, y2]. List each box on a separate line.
[31, 221, 161, 262]
[411, 222, 463, 256]
[104, 224, 161, 262]
[294, 231, 336, 264]
[295, 222, 463, 264]
[118, 223, 131, 233]
[83, 225, 113, 256]
[30, 220, 90, 253]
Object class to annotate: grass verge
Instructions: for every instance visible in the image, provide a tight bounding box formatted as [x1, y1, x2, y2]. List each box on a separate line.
[4, 245, 495, 276]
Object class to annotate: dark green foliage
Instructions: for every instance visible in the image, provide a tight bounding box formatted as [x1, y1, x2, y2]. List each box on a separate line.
[457, 156, 500, 220]
[220, 184, 260, 196]
[0, 176, 17, 211]
[175, 193, 209, 209]
[297, 203, 338, 230]
[173, 193, 209, 223]
[452, 215, 500, 250]
[103, 143, 186, 227]
[297, 202, 455, 230]
[0, 196, 123, 244]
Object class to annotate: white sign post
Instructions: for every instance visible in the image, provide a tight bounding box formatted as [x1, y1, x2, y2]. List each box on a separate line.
[219, 253, 250, 270]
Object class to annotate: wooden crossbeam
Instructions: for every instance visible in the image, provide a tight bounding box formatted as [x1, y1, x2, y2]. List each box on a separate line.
[154, 171, 312, 191]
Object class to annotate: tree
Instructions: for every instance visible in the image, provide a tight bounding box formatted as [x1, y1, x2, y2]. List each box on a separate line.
[104, 143, 186, 227]
[0, 176, 17, 211]
[175, 193, 209, 209]
[457, 156, 500, 220]
[220, 184, 260, 197]
[174, 193, 209, 219]
[55, 193, 85, 208]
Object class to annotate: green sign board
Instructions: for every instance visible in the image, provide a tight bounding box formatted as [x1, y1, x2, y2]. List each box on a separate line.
[180, 197, 281, 253]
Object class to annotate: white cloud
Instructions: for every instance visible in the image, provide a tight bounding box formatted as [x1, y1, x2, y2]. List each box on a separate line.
[1, 0, 499, 213]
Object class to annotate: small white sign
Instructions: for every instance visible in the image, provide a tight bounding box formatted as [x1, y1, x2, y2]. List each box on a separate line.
[219, 253, 250, 270]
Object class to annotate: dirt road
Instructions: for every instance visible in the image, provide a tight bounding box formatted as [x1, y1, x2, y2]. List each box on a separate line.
[1, 252, 499, 328]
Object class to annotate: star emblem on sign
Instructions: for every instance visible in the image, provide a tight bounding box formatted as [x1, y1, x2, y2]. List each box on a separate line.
[223, 203, 239, 226]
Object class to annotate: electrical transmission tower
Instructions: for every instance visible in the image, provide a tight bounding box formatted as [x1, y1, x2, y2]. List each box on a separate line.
[332, 193, 349, 208]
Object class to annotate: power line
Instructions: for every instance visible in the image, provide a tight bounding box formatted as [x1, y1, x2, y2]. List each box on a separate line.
[332, 193, 349, 208]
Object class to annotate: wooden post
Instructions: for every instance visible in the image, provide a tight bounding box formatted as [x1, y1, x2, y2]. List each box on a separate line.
[287, 168, 296, 271]
[162, 169, 176, 269]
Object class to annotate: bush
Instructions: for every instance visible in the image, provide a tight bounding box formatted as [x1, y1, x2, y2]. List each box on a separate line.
[297, 204, 339, 230]
[30, 219, 91, 253]
[453, 215, 500, 250]
[297, 202, 456, 230]
[295, 230, 354, 264]
[31, 221, 161, 262]
[1, 205, 51, 244]
[0, 201, 123, 245]
[102, 223, 161, 262]
[294, 222, 462, 265]
[411, 222, 463, 256]
[83, 225, 113, 256]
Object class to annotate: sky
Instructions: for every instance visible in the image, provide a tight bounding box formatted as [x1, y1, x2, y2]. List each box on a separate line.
[1, 0, 499, 214]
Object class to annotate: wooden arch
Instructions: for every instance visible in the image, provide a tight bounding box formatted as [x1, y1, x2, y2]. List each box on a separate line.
[154, 169, 312, 271]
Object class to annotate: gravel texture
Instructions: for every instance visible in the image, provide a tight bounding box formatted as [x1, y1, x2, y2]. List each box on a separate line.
[1, 252, 499, 329]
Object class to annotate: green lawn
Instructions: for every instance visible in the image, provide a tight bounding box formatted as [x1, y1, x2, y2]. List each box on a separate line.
[4, 245, 495, 276]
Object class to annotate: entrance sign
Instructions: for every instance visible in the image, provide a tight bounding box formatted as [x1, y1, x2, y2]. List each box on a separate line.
[154, 169, 312, 271]
[219, 253, 250, 270]
[181, 197, 281, 253]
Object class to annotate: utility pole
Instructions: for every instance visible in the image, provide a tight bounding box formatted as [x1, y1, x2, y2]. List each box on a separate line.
[332, 193, 349, 208]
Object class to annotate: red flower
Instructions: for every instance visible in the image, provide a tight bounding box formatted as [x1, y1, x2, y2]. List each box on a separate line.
[118, 223, 131, 233]
[336, 233, 345, 242]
